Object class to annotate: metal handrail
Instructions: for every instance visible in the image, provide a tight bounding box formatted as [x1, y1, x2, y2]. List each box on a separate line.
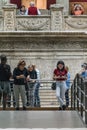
[71, 73, 87, 126]
[0, 80, 72, 110]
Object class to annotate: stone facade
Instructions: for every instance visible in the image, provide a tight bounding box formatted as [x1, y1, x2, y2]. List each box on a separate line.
[0, 4, 87, 80]
[0, 32, 87, 80]
[16, 16, 50, 31]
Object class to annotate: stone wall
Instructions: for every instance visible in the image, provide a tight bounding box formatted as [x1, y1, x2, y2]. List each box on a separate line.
[0, 4, 87, 80]
[0, 32, 87, 80]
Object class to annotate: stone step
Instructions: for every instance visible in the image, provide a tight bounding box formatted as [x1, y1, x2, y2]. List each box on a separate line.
[0, 128, 87, 130]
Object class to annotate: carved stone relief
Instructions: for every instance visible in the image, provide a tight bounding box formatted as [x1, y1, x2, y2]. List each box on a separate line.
[16, 17, 50, 31]
[51, 11, 63, 31]
[0, 37, 86, 50]
[4, 11, 15, 31]
[65, 16, 87, 30]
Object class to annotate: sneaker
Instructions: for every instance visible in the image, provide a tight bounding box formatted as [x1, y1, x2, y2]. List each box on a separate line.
[26, 102, 30, 106]
[23, 106, 26, 110]
[16, 107, 19, 110]
[59, 107, 62, 110]
[62, 105, 66, 110]
[8, 103, 11, 108]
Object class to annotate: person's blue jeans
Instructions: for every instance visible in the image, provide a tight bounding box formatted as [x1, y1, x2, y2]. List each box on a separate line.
[56, 81, 67, 107]
[65, 89, 69, 107]
[34, 82, 40, 107]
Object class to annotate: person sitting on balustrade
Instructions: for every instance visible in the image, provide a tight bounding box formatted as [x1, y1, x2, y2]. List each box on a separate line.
[26, 1, 41, 15]
[72, 4, 84, 16]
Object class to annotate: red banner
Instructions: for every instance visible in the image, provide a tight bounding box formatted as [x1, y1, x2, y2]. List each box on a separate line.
[70, 0, 87, 2]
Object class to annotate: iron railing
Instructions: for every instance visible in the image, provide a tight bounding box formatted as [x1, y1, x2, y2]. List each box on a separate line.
[0, 80, 72, 110]
[71, 74, 87, 126]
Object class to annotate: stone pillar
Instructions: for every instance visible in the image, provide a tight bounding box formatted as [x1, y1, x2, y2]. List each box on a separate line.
[50, 4, 64, 31]
[0, 0, 10, 8]
[3, 4, 17, 31]
[56, 0, 69, 15]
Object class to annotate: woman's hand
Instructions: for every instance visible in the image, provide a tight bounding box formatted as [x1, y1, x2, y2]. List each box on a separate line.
[16, 75, 25, 79]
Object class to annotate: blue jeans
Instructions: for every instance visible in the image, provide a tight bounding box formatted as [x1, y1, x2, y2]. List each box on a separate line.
[65, 89, 69, 107]
[56, 81, 67, 107]
[34, 82, 40, 107]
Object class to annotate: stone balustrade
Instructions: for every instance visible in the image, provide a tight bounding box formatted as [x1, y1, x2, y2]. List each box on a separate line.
[0, 3, 87, 31]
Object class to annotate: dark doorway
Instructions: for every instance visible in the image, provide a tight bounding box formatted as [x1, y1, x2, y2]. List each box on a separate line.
[47, 0, 56, 10]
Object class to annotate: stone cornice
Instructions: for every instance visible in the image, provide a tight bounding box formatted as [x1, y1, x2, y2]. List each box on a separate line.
[0, 31, 86, 38]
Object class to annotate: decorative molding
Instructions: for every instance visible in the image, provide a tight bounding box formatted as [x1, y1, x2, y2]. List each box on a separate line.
[17, 18, 50, 31]
[4, 11, 15, 31]
[65, 17, 87, 29]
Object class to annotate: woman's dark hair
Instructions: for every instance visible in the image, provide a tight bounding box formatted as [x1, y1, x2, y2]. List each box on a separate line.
[0, 55, 7, 62]
[57, 60, 65, 70]
[20, 5, 26, 11]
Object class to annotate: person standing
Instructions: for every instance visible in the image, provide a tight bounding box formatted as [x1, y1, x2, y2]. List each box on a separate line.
[80, 63, 87, 78]
[0, 55, 11, 109]
[65, 66, 70, 108]
[53, 60, 67, 110]
[13, 60, 29, 110]
[27, 65, 37, 107]
[32, 65, 40, 107]
[27, 1, 41, 15]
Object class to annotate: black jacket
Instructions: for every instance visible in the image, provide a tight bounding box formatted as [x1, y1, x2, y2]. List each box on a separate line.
[28, 70, 37, 79]
[0, 64, 11, 81]
[13, 67, 29, 85]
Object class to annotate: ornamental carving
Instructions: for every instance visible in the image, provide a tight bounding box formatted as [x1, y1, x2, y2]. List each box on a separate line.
[65, 17, 87, 29]
[51, 11, 63, 31]
[0, 37, 86, 50]
[16, 18, 50, 31]
[4, 11, 15, 31]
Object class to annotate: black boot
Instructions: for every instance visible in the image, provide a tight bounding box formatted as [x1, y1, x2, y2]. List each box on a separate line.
[23, 106, 26, 110]
[16, 107, 19, 110]
[62, 105, 66, 110]
[59, 107, 62, 110]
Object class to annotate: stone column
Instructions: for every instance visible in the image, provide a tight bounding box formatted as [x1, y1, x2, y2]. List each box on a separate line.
[2, 4, 17, 31]
[56, 0, 69, 15]
[0, 0, 10, 8]
[50, 4, 64, 31]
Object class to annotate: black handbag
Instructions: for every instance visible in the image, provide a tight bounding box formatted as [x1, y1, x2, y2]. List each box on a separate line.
[51, 82, 56, 90]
